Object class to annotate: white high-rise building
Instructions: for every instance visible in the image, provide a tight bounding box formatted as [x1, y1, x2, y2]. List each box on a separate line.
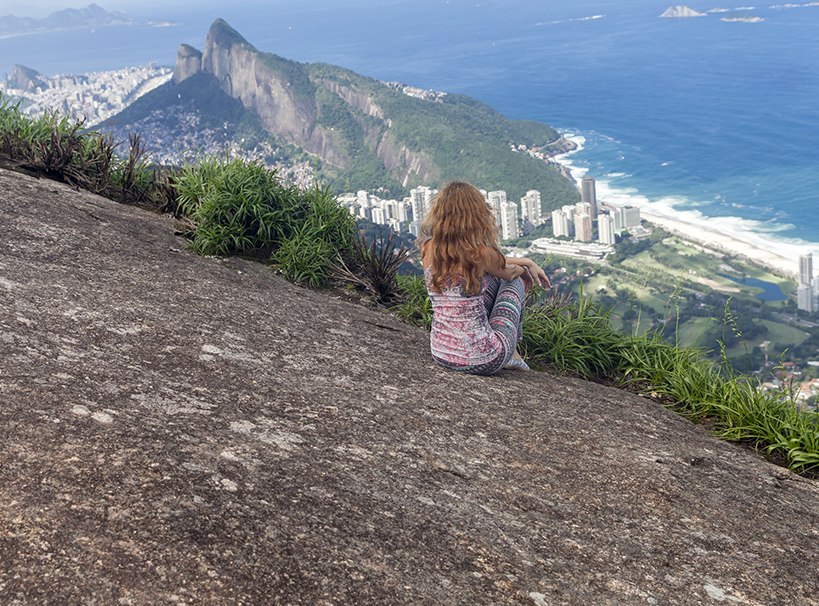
[552, 209, 568, 237]
[798, 285, 816, 313]
[521, 190, 542, 226]
[356, 190, 369, 207]
[382, 200, 396, 220]
[561, 205, 576, 237]
[798, 254, 816, 313]
[575, 212, 593, 242]
[799, 253, 814, 285]
[371, 206, 386, 225]
[598, 212, 616, 245]
[488, 190, 506, 228]
[575, 202, 592, 219]
[621, 205, 641, 229]
[358, 206, 371, 221]
[612, 208, 625, 232]
[396, 200, 409, 223]
[500, 200, 519, 241]
[409, 186, 436, 223]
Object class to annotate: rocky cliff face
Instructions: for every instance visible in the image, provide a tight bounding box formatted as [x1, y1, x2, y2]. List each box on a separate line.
[319, 79, 386, 121]
[376, 129, 438, 187]
[198, 20, 347, 168]
[3, 167, 819, 605]
[172, 44, 202, 84]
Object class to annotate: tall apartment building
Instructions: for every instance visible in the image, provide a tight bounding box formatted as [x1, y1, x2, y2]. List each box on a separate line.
[371, 206, 386, 225]
[612, 208, 625, 232]
[396, 200, 409, 223]
[581, 176, 598, 219]
[488, 190, 507, 228]
[575, 212, 593, 242]
[574, 202, 592, 220]
[409, 186, 436, 223]
[797, 253, 816, 313]
[521, 190, 543, 226]
[552, 206, 575, 238]
[621, 205, 641, 229]
[551, 209, 568, 237]
[800, 253, 813, 285]
[500, 200, 519, 241]
[598, 212, 616, 245]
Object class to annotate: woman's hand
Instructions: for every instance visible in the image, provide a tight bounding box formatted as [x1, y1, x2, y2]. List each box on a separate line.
[527, 261, 551, 289]
[509, 258, 550, 289]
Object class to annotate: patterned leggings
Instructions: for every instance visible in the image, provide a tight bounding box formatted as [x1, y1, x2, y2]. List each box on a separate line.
[462, 276, 526, 376]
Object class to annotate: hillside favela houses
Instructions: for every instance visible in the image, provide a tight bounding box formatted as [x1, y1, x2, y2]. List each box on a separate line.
[340, 175, 640, 262]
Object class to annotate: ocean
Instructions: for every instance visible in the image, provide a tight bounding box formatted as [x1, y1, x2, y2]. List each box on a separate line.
[2, 0, 818, 256]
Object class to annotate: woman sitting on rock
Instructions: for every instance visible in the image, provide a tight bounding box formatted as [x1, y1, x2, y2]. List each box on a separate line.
[419, 181, 550, 375]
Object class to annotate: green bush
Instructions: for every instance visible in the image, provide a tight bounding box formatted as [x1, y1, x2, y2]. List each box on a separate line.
[273, 225, 336, 287]
[522, 294, 622, 379]
[174, 158, 309, 256]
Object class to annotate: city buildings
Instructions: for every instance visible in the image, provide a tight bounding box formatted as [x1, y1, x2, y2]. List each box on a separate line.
[342, 182, 641, 256]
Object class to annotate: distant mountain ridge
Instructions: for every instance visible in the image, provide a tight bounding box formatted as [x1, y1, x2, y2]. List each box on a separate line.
[102, 19, 580, 205]
[0, 3, 136, 36]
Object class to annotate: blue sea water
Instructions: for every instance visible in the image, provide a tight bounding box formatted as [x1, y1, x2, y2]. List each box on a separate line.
[1, 0, 818, 255]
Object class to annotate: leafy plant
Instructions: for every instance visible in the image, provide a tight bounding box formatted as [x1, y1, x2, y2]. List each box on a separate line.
[272, 224, 336, 287]
[173, 158, 308, 256]
[522, 291, 621, 378]
[334, 231, 412, 304]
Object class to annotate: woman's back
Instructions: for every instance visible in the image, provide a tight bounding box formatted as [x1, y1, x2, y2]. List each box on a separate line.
[424, 268, 504, 368]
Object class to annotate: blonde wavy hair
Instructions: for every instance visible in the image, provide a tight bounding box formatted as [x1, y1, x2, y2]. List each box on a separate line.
[419, 181, 504, 295]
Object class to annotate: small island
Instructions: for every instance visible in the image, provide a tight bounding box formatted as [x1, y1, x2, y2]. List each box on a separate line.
[721, 16, 766, 23]
[660, 6, 707, 18]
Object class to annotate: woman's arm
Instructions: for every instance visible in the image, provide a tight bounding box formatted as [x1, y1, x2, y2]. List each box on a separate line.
[477, 249, 529, 282]
[505, 256, 551, 288]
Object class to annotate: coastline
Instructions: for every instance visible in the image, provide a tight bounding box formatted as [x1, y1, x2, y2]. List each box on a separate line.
[552, 134, 816, 278]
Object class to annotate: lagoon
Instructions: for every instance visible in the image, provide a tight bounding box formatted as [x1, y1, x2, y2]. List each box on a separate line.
[718, 274, 787, 302]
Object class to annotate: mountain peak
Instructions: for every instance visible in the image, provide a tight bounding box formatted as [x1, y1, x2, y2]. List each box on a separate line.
[7, 64, 45, 91]
[173, 43, 203, 84]
[207, 18, 251, 49]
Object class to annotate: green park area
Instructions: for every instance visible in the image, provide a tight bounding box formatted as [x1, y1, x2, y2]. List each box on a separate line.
[551, 232, 810, 366]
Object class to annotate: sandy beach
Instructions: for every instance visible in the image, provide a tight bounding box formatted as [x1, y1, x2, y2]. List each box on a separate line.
[635, 208, 798, 277]
[553, 135, 817, 278]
